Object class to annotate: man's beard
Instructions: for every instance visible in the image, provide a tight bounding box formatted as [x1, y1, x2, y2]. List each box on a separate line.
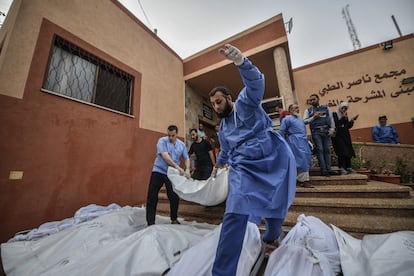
[216, 99, 232, 118]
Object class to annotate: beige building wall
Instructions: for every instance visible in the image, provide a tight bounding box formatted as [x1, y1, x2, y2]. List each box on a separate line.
[0, 0, 25, 98]
[294, 35, 414, 143]
[0, 0, 184, 134]
[184, 83, 219, 147]
[0, 0, 185, 243]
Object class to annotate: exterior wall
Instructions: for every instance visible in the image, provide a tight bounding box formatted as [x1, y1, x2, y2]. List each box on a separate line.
[350, 122, 413, 144]
[0, 0, 184, 242]
[353, 142, 414, 174]
[0, 0, 26, 99]
[182, 14, 292, 151]
[184, 14, 286, 77]
[0, 0, 184, 133]
[185, 84, 202, 146]
[183, 14, 290, 101]
[184, 83, 219, 148]
[293, 35, 414, 144]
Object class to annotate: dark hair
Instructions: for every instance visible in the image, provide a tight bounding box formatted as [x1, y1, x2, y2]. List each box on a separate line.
[190, 128, 197, 133]
[209, 86, 233, 98]
[168, 125, 178, 132]
[288, 104, 294, 112]
[309, 93, 319, 99]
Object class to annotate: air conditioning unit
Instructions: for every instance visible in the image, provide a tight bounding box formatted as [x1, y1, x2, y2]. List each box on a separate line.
[261, 96, 285, 130]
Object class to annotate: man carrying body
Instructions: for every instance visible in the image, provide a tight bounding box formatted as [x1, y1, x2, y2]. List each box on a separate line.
[188, 128, 215, 180]
[209, 44, 296, 275]
[146, 125, 191, 225]
[279, 104, 313, 188]
[303, 94, 338, 176]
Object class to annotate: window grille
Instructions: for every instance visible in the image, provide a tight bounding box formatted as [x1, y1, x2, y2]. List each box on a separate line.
[43, 35, 133, 114]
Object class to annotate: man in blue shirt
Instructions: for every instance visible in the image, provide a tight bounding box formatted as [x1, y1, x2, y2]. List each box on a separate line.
[209, 44, 296, 275]
[146, 125, 191, 225]
[372, 115, 400, 144]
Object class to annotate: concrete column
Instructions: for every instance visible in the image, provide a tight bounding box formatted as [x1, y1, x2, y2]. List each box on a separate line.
[273, 46, 296, 108]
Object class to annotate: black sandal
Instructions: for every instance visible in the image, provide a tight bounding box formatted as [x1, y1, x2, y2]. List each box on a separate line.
[300, 182, 314, 188]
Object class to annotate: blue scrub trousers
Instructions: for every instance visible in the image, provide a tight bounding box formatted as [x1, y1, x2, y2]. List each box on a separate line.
[212, 213, 284, 275]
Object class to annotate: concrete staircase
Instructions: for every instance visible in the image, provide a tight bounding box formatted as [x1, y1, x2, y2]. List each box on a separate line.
[155, 171, 414, 236]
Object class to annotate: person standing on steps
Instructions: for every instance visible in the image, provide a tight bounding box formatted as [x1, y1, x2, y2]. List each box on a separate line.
[197, 122, 207, 139]
[279, 103, 314, 188]
[209, 44, 296, 275]
[188, 128, 215, 180]
[303, 94, 338, 176]
[145, 125, 191, 226]
[332, 102, 358, 175]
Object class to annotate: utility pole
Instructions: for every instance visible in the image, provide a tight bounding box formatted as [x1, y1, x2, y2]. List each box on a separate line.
[391, 15, 403, 37]
[342, 4, 361, 50]
[0, 11, 6, 27]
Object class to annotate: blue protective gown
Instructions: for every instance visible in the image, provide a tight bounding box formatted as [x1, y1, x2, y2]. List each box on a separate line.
[216, 58, 296, 224]
[279, 115, 312, 173]
[372, 124, 400, 144]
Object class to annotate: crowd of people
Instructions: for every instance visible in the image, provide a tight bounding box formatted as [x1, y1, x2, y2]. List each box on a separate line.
[144, 44, 401, 275]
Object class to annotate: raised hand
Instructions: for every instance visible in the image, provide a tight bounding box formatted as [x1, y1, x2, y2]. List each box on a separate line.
[219, 44, 244, 66]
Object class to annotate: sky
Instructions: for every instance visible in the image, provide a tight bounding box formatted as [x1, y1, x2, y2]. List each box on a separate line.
[1, 0, 413, 68]
[118, 0, 414, 68]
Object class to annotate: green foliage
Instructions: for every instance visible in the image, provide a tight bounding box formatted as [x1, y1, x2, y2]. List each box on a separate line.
[371, 159, 393, 175]
[395, 157, 413, 183]
[395, 157, 408, 175]
[350, 144, 413, 183]
[351, 143, 370, 169]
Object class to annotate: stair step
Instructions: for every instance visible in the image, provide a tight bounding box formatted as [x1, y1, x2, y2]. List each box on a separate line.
[296, 181, 411, 198]
[310, 166, 341, 176]
[285, 211, 414, 234]
[290, 196, 414, 217]
[156, 198, 414, 235]
[401, 183, 414, 190]
[309, 174, 368, 185]
[156, 202, 224, 225]
[155, 175, 414, 236]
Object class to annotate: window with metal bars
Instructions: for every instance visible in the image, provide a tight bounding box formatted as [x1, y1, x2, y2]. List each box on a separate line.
[43, 35, 133, 115]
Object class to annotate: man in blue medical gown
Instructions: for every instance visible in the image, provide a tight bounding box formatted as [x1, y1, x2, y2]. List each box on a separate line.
[372, 114, 400, 144]
[279, 104, 313, 188]
[209, 44, 296, 275]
